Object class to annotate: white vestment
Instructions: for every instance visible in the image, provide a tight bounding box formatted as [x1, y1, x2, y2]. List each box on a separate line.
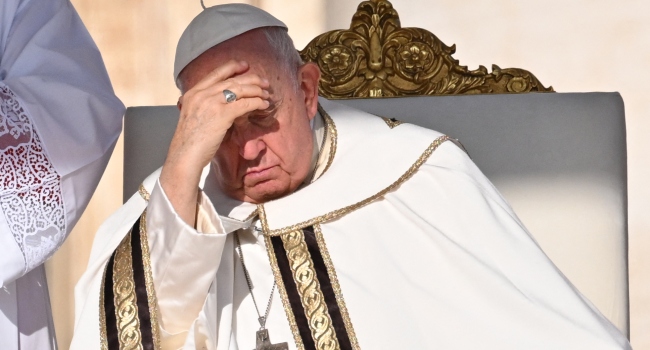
[0, 0, 124, 348]
[72, 99, 629, 349]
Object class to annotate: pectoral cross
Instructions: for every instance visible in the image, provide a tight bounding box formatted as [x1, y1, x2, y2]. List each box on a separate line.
[254, 329, 288, 350]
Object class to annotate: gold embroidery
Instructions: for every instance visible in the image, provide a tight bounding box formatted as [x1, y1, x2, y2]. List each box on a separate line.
[281, 230, 340, 350]
[243, 209, 259, 223]
[258, 135, 452, 236]
[313, 224, 360, 349]
[99, 263, 109, 350]
[300, 0, 552, 98]
[264, 235, 306, 350]
[317, 105, 338, 177]
[139, 210, 161, 349]
[138, 183, 150, 202]
[113, 232, 143, 350]
[380, 116, 404, 129]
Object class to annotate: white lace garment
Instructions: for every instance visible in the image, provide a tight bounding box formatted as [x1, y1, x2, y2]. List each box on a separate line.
[0, 83, 66, 273]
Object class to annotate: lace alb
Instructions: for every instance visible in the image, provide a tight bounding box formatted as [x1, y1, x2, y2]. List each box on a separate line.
[0, 83, 66, 273]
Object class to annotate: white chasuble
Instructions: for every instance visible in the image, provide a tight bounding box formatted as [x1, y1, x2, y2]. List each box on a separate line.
[72, 99, 630, 350]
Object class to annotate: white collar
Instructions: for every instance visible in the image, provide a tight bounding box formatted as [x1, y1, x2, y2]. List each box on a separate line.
[259, 98, 444, 234]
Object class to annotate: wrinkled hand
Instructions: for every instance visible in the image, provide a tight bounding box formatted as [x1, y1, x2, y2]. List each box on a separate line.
[159, 60, 270, 226]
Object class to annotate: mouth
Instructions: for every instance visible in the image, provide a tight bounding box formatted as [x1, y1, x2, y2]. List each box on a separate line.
[244, 166, 276, 183]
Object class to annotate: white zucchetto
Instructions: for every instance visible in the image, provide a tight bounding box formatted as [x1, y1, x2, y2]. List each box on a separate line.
[174, 3, 287, 87]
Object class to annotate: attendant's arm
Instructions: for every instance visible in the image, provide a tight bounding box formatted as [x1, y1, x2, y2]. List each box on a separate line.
[0, 85, 61, 286]
[0, 0, 123, 287]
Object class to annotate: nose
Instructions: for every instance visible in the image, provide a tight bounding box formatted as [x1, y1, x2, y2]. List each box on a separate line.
[231, 127, 266, 160]
[239, 138, 266, 160]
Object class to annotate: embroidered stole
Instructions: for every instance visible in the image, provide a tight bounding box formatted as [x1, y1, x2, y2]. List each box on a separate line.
[100, 211, 161, 350]
[265, 225, 360, 350]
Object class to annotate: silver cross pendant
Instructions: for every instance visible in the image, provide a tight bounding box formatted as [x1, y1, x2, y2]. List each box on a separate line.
[254, 329, 288, 350]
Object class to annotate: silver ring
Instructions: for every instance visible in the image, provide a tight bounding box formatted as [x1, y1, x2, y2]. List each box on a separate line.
[223, 89, 237, 103]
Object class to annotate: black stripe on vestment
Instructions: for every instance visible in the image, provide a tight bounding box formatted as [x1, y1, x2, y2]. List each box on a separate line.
[303, 227, 353, 350]
[104, 252, 119, 350]
[271, 235, 317, 350]
[130, 217, 155, 350]
[102, 217, 155, 350]
[271, 226, 353, 350]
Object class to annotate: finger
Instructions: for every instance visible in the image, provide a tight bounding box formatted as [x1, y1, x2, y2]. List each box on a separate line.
[199, 73, 270, 99]
[230, 97, 270, 113]
[191, 77, 270, 104]
[192, 60, 249, 91]
[227, 71, 270, 88]
[187, 97, 268, 135]
[188, 75, 270, 107]
[219, 85, 269, 104]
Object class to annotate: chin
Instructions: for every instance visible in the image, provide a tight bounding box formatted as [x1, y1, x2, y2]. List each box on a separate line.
[246, 188, 289, 204]
[245, 180, 295, 204]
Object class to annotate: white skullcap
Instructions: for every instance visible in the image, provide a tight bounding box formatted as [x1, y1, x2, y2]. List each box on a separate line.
[174, 3, 288, 87]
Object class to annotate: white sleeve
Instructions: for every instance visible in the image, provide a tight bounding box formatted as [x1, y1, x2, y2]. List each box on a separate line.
[146, 180, 228, 339]
[0, 0, 124, 287]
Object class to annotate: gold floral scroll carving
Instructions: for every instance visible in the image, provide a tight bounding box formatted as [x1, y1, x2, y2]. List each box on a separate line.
[299, 0, 553, 98]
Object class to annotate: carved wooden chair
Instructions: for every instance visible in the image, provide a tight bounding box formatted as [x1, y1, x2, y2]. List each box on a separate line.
[123, 0, 628, 336]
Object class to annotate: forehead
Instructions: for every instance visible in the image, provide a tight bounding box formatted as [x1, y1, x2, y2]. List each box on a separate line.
[181, 30, 277, 91]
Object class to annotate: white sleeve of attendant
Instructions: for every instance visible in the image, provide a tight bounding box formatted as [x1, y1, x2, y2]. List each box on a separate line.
[0, 0, 124, 287]
[146, 180, 228, 339]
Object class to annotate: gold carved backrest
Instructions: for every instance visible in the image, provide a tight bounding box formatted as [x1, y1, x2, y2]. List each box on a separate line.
[299, 0, 553, 98]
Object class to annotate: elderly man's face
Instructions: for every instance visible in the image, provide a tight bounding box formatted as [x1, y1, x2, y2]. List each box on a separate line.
[181, 30, 320, 203]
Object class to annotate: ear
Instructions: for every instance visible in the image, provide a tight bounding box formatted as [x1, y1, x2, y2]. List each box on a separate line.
[298, 62, 321, 120]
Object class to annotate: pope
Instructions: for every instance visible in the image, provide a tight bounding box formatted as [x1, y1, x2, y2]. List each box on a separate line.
[72, 3, 631, 350]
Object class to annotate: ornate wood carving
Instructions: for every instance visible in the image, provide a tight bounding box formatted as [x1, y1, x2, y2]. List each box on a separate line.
[299, 0, 553, 98]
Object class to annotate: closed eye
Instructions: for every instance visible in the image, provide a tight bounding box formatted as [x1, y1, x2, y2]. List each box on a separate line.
[248, 113, 274, 127]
